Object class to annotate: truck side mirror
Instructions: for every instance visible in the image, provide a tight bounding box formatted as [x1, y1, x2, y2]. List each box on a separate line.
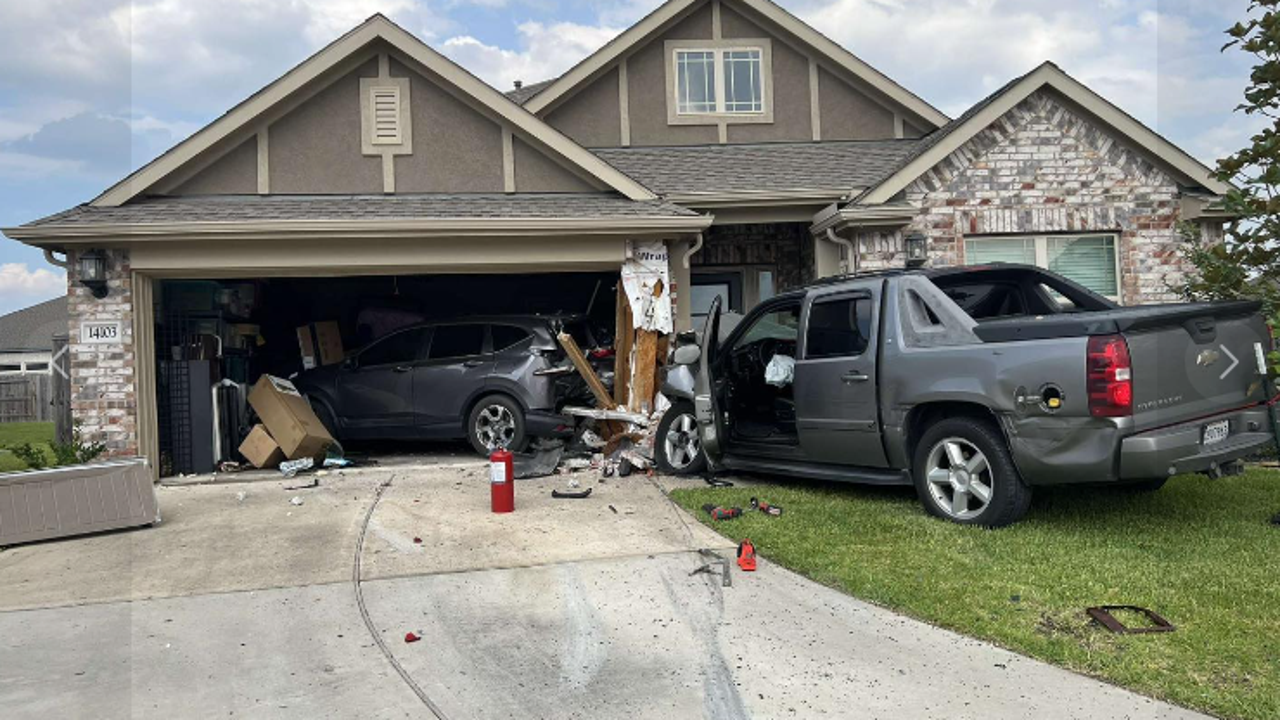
[673, 345, 701, 365]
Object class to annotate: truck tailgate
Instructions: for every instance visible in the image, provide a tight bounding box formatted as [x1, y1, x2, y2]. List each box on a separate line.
[1124, 302, 1269, 429]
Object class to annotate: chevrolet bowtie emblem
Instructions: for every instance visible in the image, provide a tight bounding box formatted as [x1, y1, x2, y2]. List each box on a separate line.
[1197, 349, 1221, 367]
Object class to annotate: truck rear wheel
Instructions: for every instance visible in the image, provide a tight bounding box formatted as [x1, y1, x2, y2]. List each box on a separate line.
[912, 418, 1032, 528]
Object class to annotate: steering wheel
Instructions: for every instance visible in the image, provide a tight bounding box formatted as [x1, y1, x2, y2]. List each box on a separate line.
[755, 337, 779, 370]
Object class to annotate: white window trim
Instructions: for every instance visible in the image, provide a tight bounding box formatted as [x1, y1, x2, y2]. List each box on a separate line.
[665, 38, 774, 126]
[963, 233, 1123, 303]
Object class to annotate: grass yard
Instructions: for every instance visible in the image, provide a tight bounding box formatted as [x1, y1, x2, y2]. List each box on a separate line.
[671, 470, 1280, 720]
[0, 421, 55, 473]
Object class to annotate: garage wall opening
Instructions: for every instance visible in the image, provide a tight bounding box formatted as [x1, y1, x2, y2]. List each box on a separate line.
[153, 272, 617, 477]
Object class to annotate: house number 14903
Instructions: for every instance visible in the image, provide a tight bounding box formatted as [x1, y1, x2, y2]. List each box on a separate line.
[80, 321, 122, 344]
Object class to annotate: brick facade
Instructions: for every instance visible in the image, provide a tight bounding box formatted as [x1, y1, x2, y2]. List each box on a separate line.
[694, 222, 814, 291]
[847, 90, 1219, 304]
[67, 248, 137, 456]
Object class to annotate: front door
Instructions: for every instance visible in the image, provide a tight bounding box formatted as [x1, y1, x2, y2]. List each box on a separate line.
[793, 284, 888, 467]
[416, 323, 494, 431]
[335, 326, 430, 436]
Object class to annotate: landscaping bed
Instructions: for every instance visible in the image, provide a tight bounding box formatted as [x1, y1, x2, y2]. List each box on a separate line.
[671, 470, 1280, 720]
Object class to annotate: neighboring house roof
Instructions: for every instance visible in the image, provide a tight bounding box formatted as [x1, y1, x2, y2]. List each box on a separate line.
[853, 61, 1233, 206]
[524, 0, 949, 129]
[0, 297, 67, 353]
[9, 194, 708, 241]
[595, 139, 921, 200]
[505, 78, 556, 106]
[88, 15, 657, 207]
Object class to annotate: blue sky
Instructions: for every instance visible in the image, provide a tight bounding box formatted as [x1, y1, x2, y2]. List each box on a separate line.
[0, 0, 1260, 315]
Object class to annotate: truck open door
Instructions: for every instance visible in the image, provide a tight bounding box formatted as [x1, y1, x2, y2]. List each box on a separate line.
[694, 296, 727, 468]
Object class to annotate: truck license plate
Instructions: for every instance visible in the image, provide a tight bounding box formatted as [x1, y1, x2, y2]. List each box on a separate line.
[1203, 420, 1229, 446]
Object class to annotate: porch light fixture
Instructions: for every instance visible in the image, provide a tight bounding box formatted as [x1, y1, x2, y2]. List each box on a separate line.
[904, 234, 928, 268]
[78, 249, 108, 298]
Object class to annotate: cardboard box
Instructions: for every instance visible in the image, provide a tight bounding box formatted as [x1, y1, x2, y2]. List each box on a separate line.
[247, 375, 335, 460]
[297, 321, 344, 370]
[238, 424, 284, 469]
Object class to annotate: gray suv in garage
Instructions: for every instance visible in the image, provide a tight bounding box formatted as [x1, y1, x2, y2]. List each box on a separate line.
[294, 316, 597, 454]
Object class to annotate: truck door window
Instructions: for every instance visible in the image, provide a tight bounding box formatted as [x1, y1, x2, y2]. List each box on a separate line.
[735, 304, 801, 348]
[806, 297, 873, 359]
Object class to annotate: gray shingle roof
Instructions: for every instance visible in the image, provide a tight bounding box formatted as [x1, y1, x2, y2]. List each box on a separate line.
[24, 193, 701, 228]
[0, 296, 67, 352]
[593, 140, 923, 196]
[504, 78, 556, 106]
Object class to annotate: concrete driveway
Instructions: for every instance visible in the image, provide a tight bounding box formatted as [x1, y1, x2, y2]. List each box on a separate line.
[0, 462, 1206, 719]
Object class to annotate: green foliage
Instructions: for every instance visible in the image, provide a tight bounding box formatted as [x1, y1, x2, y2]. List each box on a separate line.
[6, 443, 49, 470]
[1, 424, 105, 471]
[1178, 2, 1280, 371]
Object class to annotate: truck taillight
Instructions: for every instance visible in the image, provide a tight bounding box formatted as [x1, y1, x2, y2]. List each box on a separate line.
[1087, 334, 1132, 417]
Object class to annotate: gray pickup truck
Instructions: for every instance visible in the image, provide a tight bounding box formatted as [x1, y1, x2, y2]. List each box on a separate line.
[657, 264, 1275, 526]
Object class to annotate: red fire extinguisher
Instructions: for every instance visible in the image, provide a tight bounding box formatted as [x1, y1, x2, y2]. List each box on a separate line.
[490, 448, 514, 513]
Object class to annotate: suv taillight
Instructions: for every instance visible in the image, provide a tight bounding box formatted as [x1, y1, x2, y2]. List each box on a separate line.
[1087, 334, 1132, 417]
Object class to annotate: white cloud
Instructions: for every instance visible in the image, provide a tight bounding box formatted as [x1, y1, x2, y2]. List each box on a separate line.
[440, 20, 624, 89]
[0, 263, 66, 313]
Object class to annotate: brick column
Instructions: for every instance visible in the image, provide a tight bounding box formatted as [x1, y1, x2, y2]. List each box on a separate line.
[66, 249, 138, 456]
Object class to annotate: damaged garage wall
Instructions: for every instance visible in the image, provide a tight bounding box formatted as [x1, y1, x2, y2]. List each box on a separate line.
[841, 90, 1222, 305]
[67, 248, 138, 456]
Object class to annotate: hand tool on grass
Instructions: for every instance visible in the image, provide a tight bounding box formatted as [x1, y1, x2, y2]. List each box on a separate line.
[750, 497, 783, 516]
[702, 504, 742, 521]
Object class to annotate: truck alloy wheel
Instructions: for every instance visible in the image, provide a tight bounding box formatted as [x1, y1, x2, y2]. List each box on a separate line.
[655, 401, 707, 475]
[923, 437, 993, 520]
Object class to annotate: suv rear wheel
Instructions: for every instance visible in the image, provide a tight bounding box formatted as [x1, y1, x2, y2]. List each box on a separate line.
[468, 395, 527, 455]
[912, 418, 1031, 527]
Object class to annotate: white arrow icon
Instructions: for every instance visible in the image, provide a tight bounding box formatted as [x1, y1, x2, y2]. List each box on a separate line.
[1219, 344, 1238, 380]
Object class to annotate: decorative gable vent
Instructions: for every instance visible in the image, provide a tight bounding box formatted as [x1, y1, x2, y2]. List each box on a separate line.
[370, 86, 402, 145]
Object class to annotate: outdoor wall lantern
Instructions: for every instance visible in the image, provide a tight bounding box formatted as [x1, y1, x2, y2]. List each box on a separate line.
[904, 234, 928, 268]
[78, 249, 108, 298]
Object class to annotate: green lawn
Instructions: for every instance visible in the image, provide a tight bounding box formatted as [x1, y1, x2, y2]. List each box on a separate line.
[672, 471, 1280, 720]
[0, 421, 55, 473]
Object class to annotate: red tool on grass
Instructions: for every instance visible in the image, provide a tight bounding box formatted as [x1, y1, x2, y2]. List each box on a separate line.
[737, 540, 757, 571]
[702, 504, 743, 521]
[750, 497, 783, 516]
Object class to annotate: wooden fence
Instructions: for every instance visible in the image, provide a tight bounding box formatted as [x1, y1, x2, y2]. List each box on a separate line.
[0, 374, 53, 423]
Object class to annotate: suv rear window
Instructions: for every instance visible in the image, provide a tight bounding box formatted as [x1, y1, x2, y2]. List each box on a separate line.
[491, 325, 531, 352]
[429, 324, 485, 360]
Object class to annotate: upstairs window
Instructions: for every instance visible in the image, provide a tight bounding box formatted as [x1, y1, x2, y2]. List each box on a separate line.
[667, 40, 773, 125]
[674, 48, 764, 115]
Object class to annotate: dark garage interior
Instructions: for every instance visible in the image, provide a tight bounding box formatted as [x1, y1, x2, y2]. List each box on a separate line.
[154, 272, 618, 477]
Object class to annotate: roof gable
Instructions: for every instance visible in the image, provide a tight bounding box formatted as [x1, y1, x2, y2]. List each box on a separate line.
[0, 296, 67, 353]
[523, 0, 948, 130]
[92, 15, 656, 206]
[854, 62, 1232, 205]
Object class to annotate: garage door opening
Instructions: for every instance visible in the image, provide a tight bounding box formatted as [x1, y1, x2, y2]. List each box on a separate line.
[153, 272, 618, 477]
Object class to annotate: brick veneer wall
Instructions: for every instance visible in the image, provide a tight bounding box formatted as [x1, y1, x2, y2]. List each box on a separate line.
[847, 90, 1217, 304]
[694, 222, 814, 290]
[67, 248, 137, 456]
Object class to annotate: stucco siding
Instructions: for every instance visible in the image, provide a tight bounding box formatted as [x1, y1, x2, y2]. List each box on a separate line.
[171, 137, 257, 195]
[720, 5, 812, 143]
[846, 90, 1200, 305]
[817, 67, 896, 141]
[268, 59, 383, 193]
[546, 68, 622, 149]
[391, 58, 505, 193]
[626, 3, 720, 146]
[513, 138, 598, 192]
